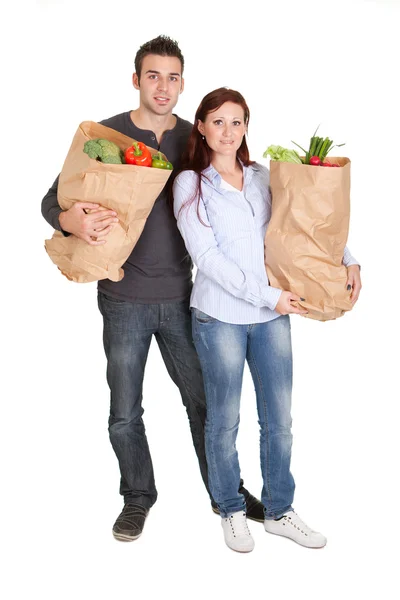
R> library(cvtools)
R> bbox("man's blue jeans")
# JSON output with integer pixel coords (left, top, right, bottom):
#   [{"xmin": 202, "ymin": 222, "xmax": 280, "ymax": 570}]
[
  {"xmin": 98, "ymin": 293, "xmax": 211, "ymax": 509},
  {"xmin": 192, "ymin": 309, "xmax": 295, "ymax": 519}
]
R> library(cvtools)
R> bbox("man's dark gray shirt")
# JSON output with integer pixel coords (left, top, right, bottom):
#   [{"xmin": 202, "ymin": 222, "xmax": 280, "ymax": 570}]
[{"xmin": 41, "ymin": 111, "xmax": 193, "ymax": 302}]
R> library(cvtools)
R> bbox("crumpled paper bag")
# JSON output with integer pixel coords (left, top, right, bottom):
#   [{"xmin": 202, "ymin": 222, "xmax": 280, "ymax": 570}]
[
  {"xmin": 264, "ymin": 157, "xmax": 353, "ymax": 321},
  {"xmin": 45, "ymin": 120, "xmax": 172, "ymax": 283}
]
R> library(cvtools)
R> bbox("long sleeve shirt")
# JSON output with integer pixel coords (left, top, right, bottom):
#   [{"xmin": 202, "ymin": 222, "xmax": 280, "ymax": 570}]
[{"xmin": 173, "ymin": 162, "xmax": 358, "ymax": 325}]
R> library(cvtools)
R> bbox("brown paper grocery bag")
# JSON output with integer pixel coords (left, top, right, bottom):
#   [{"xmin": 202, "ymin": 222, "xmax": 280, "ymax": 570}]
[
  {"xmin": 264, "ymin": 158, "xmax": 353, "ymax": 321},
  {"xmin": 45, "ymin": 121, "xmax": 172, "ymax": 283}
]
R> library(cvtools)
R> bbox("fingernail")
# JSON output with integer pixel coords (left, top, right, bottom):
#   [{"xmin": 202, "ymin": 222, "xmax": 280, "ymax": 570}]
[
  {"xmin": 347, "ymin": 285, "xmax": 351, "ymax": 291},
  {"xmin": 300, "ymin": 297, "xmax": 306, "ymax": 301}
]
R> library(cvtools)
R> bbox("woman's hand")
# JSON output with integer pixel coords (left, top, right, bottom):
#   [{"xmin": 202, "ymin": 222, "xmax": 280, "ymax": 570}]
[
  {"xmin": 275, "ymin": 291, "xmax": 309, "ymax": 316},
  {"xmin": 346, "ymin": 265, "xmax": 362, "ymax": 305}
]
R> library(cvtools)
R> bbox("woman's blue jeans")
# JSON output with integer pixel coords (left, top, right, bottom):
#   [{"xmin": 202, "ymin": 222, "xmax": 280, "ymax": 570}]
[{"xmin": 192, "ymin": 309, "xmax": 295, "ymax": 519}]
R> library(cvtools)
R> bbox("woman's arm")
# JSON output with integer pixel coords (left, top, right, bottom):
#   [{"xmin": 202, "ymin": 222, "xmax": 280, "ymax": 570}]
[
  {"xmin": 342, "ymin": 245, "xmax": 359, "ymax": 268},
  {"xmin": 342, "ymin": 246, "xmax": 361, "ymax": 304}
]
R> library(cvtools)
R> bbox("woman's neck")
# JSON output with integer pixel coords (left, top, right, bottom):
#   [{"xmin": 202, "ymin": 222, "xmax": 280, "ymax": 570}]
[{"xmin": 211, "ymin": 154, "xmax": 241, "ymax": 176}]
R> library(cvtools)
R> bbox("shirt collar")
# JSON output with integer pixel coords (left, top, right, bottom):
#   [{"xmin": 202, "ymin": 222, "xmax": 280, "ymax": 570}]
[{"xmin": 203, "ymin": 160, "xmax": 259, "ymax": 188}]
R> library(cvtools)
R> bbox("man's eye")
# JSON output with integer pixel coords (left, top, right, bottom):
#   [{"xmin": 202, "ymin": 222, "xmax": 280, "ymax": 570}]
[
  {"xmin": 170, "ymin": 76, "xmax": 178, "ymax": 82},
  {"xmin": 149, "ymin": 75, "xmax": 157, "ymax": 79}
]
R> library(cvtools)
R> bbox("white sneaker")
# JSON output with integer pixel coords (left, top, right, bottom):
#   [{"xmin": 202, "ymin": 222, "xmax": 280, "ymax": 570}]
[
  {"xmin": 264, "ymin": 511, "xmax": 327, "ymax": 548},
  {"xmin": 221, "ymin": 511, "xmax": 255, "ymax": 553}
]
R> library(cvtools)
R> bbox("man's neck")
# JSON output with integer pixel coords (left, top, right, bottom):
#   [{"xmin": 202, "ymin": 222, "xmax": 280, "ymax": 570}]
[{"xmin": 130, "ymin": 107, "xmax": 177, "ymax": 144}]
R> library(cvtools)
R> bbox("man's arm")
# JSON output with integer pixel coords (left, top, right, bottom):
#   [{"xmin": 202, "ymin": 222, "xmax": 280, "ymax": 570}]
[
  {"xmin": 41, "ymin": 176, "xmax": 65, "ymax": 233},
  {"xmin": 41, "ymin": 175, "xmax": 119, "ymax": 245}
]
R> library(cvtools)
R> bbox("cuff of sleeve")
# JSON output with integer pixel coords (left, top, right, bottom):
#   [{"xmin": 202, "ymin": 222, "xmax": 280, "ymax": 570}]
[
  {"xmin": 54, "ymin": 209, "xmax": 71, "ymax": 237},
  {"xmin": 343, "ymin": 258, "xmax": 360, "ymax": 269},
  {"xmin": 263, "ymin": 286, "xmax": 282, "ymax": 311}
]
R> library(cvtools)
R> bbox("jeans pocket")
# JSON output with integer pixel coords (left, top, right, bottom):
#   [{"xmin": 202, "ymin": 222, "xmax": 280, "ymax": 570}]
[
  {"xmin": 192, "ymin": 308, "xmax": 216, "ymax": 324},
  {"xmin": 100, "ymin": 293, "xmax": 126, "ymax": 304}
]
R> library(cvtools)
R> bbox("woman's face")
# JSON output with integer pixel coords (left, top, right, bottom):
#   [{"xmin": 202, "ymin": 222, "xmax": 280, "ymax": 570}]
[{"xmin": 198, "ymin": 101, "xmax": 246, "ymax": 159}]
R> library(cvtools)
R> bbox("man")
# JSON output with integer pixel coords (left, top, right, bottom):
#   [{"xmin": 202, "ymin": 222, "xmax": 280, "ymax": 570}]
[{"xmin": 41, "ymin": 35, "xmax": 264, "ymax": 542}]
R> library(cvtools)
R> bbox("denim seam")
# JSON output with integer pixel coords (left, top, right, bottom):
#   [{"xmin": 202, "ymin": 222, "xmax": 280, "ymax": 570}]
[
  {"xmin": 247, "ymin": 345, "xmax": 274, "ymax": 517},
  {"xmin": 157, "ymin": 327, "xmax": 203, "ymax": 412},
  {"xmin": 190, "ymin": 323, "xmax": 223, "ymax": 507},
  {"xmin": 202, "ymin": 365, "xmax": 222, "ymax": 510}
]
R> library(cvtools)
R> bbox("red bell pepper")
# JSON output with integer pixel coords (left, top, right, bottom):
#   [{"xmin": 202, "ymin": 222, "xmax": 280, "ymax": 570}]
[{"xmin": 124, "ymin": 142, "xmax": 152, "ymax": 167}]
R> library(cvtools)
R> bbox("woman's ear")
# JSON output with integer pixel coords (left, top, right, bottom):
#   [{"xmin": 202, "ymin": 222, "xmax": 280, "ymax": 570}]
[{"xmin": 197, "ymin": 120, "xmax": 205, "ymax": 136}]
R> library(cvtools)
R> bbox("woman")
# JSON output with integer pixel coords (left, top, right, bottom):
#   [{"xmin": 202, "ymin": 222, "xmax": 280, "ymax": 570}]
[{"xmin": 173, "ymin": 88, "xmax": 361, "ymax": 553}]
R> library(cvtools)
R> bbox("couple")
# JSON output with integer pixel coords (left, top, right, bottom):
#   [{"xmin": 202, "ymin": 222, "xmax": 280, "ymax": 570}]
[{"xmin": 41, "ymin": 35, "xmax": 361, "ymax": 553}]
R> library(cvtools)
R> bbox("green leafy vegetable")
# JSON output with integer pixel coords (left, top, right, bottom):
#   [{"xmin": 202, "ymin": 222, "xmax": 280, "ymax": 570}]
[
  {"xmin": 263, "ymin": 145, "xmax": 302, "ymax": 164},
  {"xmin": 292, "ymin": 128, "xmax": 345, "ymax": 165}
]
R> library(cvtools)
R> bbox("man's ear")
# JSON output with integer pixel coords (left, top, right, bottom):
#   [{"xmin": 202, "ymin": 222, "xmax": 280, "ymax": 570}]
[
  {"xmin": 132, "ymin": 73, "xmax": 140, "ymax": 90},
  {"xmin": 197, "ymin": 120, "xmax": 205, "ymax": 136},
  {"xmin": 180, "ymin": 77, "xmax": 185, "ymax": 95}
]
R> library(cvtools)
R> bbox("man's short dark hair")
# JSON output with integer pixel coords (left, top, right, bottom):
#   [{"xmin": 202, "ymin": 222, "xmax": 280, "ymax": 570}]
[{"xmin": 135, "ymin": 35, "xmax": 184, "ymax": 81}]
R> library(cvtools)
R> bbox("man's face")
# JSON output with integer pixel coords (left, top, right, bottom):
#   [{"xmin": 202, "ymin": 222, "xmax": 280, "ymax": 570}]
[{"xmin": 133, "ymin": 54, "xmax": 184, "ymax": 116}]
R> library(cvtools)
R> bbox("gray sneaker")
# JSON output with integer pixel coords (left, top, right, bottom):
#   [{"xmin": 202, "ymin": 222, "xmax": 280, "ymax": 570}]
[{"xmin": 112, "ymin": 504, "xmax": 148, "ymax": 542}]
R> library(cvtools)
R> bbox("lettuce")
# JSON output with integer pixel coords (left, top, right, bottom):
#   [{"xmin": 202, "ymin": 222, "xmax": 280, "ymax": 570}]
[{"xmin": 263, "ymin": 145, "xmax": 302, "ymax": 164}]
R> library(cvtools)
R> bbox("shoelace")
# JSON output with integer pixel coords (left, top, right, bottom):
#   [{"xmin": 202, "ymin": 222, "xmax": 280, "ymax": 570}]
[
  {"xmin": 228, "ymin": 512, "xmax": 251, "ymax": 537},
  {"xmin": 283, "ymin": 512, "xmax": 313, "ymax": 536}
]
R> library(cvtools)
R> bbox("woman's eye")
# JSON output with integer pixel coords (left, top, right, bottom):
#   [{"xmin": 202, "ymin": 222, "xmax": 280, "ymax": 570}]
[
  {"xmin": 233, "ymin": 121, "xmax": 242, "ymax": 126},
  {"xmin": 214, "ymin": 120, "xmax": 223, "ymax": 125}
]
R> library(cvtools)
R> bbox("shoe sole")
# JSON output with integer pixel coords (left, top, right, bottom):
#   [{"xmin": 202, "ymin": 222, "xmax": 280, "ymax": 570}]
[
  {"xmin": 226, "ymin": 544, "xmax": 255, "ymax": 553},
  {"xmin": 112, "ymin": 530, "xmax": 142, "ymax": 542},
  {"xmin": 212, "ymin": 506, "xmax": 264, "ymax": 524},
  {"xmin": 264, "ymin": 528, "xmax": 327, "ymax": 549}
]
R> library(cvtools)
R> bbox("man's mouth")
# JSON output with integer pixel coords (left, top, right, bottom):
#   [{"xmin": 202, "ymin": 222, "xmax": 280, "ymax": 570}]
[{"xmin": 154, "ymin": 96, "xmax": 170, "ymax": 104}]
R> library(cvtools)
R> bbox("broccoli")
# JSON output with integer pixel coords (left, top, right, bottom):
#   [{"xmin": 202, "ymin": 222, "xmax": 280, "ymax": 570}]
[{"xmin": 83, "ymin": 139, "xmax": 124, "ymax": 164}]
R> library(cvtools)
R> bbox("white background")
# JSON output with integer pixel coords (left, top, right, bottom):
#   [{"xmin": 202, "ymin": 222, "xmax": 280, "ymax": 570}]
[{"xmin": 2, "ymin": 0, "xmax": 400, "ymax": 598}]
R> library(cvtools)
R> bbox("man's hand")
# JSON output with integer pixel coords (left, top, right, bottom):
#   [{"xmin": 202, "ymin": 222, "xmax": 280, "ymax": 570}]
[
  {"xmin": 275, "ymin": 291, "xmax": 309, "ymax": 316},
  {"xmin": 346, "ymin": 264, "xmax": 362, "ymax": 305},
  {"xmin": 59, "ymin": 202, "xmax": 119, "ymax": 246}
]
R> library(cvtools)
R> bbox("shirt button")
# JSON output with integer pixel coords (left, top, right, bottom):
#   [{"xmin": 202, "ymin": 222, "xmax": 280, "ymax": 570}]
[{"xmin": 151, "ymin": 136, "xmax": 156, "ymax": 141}]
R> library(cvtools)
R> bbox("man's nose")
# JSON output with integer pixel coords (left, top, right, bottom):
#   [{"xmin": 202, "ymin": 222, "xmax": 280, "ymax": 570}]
[{"xmin": 157, "ymin": 78, "xmax": 168, "ymax": 92}]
